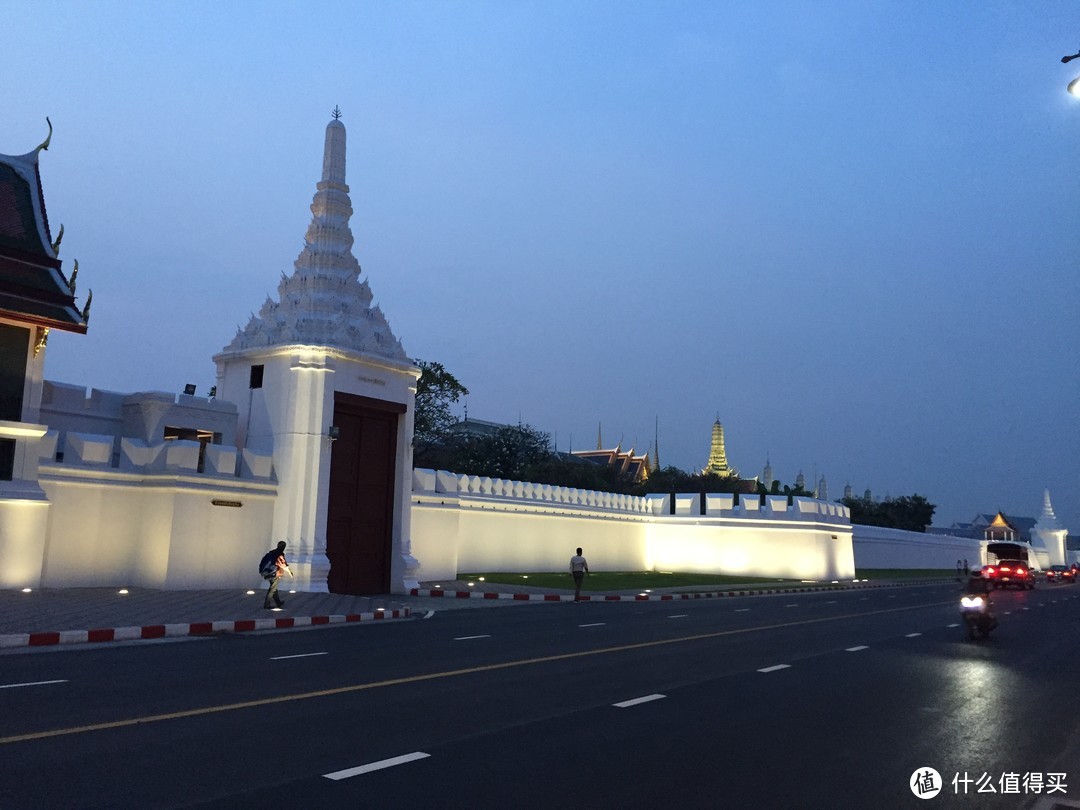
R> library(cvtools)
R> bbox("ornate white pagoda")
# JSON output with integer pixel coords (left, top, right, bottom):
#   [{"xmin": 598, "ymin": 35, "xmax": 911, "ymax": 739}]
[{"xmin": 213, "ymin": 109, "xmax": 420, "ymax": 594}]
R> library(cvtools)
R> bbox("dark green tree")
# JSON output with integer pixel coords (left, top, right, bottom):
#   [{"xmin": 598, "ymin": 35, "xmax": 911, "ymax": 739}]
[
  {"xmin": 841, "ymin": 493, "xmax": 936, "ymax": 532},
  {"xmin": 412, "ymin": 359, "xmax": 468, "ymax": 466},
  {"xmin": 448, "ymin": 423, "xmax": 552, "ymax": 481}
]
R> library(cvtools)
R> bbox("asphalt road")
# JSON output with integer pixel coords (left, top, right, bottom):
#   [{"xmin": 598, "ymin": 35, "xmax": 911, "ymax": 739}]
[{"xmin": 2, "ymin": 581, "xmax": 1078, "ymax": 809}]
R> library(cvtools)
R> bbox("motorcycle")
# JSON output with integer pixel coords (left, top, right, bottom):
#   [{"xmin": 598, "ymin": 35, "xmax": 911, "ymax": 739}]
[{"xmin": 960, "ymin": 593, "xmax": 997, "ymax": 641}]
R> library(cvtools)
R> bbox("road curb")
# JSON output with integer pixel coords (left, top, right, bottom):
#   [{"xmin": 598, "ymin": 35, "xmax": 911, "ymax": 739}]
[
  {"xmin": 0, "ymin": 608, "xmax": 412, "ymax": 649},
  {"xmin": 409, "ymin": 580, "xmax": 946, "ymax": 602}
]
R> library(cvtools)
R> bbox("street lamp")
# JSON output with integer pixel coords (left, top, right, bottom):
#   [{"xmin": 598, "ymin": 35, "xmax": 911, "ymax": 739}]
[{"xmin": 1064, "ymin": 49, "xmax": 1080, "ymax": 96}]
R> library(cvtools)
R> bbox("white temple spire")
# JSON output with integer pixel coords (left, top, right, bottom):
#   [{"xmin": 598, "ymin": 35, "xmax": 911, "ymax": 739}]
[
  {"xmin": 1036, "ymin": 488, "xmax": 1061, "ymax": 530},
  {"xmin": 222, "ymin": 111, "xmax": 405, "ymax": 360}
]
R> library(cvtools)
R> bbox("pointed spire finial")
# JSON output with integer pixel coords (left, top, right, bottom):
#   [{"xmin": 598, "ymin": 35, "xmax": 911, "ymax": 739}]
[
  {"xmin": 81, "ymin": 289, "xmax": 93, "ymax": 324},
  {"xmin": 35, "ymin": 117, "xmax": 53, "ymax": 154},
  {"xmin": 67, "ymin": 259, "xmax": 79, "ymax": 295},
  {"xmin": 332, "ymin": 105, "xmax": 343, "ymax": 120}
]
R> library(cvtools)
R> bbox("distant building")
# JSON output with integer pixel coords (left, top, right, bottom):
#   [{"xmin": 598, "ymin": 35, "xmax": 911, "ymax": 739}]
[
  {"xmin": 704, "ymin": 416, "xmax": 737, "ymax": 478},
  {"xmin": 570, "ymin": 423, "xmax": 650, "ymax": 483},
  {"xmin": 572, "ymin": 445, "xmax": 651, "ymax": 483}
]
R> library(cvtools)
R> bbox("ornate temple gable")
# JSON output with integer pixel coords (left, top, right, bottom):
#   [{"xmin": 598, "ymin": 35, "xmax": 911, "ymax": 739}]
[
  {"xmin": 0, "ymin": 120, "xmax": 88, "ymax": 334},
  {"xmin": 223, "ymin": 112, "xmax": 406, "ymax": 361}
]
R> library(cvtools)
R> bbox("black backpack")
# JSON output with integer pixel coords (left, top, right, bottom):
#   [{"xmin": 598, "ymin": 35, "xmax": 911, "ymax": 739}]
[{"xmin": 258, "ymin": 550, "xmax": 278, "ymax": 580}]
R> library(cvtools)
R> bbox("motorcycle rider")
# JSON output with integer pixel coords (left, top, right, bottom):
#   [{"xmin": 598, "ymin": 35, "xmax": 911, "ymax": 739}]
[{"xmin": 963, "ymin": 568, "xmax": 997, "ymax": 632}]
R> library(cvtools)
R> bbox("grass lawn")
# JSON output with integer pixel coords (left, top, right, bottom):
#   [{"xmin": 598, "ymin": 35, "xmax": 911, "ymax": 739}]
[{"xmin": 457, "ymin": 569, "xmax": 955, "ymax": 592}]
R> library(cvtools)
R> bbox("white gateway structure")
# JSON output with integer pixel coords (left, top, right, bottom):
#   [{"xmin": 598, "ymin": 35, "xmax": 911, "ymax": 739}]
[{"xmin": 213, "ymin": 111, "xmax": 421, "ymax": 594}]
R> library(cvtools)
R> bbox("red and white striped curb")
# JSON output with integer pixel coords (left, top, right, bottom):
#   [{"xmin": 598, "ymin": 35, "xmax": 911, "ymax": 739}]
[
  {"xmin": 410, "ymin": 581, "xmax": 943, "ymax": 602},
  {"xmin": 0, "ymin": 608, "xmax": 411, "ymax": 649}
]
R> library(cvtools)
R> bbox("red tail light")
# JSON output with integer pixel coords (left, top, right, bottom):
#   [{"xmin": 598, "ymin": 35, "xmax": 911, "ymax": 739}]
[
  {"xmin": 1016, "ymin": 568, "xmax": 1025, "ymax": 575},
  {"xmin": 986, "ymin": 567, "xmax": 995, "ymax": 575}
]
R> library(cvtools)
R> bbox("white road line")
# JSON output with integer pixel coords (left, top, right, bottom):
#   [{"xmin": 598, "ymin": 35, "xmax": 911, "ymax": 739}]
[
  {"xmin": 453, "ymin": 635, "xmax": 491, "ymax": 641},
  {"xmin": 946, "ymin": 623, "xmax": 960, "ymax": 628},
  {"xmin": 859, "ymin": 597, "xmax": 869, "ymax": 601},
  {"xmin": 735, "ymin": 608, "xmax": 750, "ymax": 612},
  {"xmin": 826, "ymin": 600, "xmax": 838, "ymax": 604},
  {"xmin": 323, "ymin": 752, "xmax": 430, "ymax": 780},
  {"xmin": 270, "ymin": 652, "xmax": 328, "ymax": 661},
  {"xmin": 614, "ymin": 694, "xmax": 666, "ymax": 708},
  {"xmin": 422, "ymin": 610, "xmax": 435, "ymax": 619},
  {"xmin": 905, "ymin": 633, "xmax": 922, "ymax": 638},
  {"xmin": 0, "ymin": 679, "xmax": 68, "ymax": 690},
  {"xmin": 667, "ymin": 614, "xmax": 688, "ymax": 619},
  {"xmin": 785, "ymin": 604, "xmax": 798, "ymax": 608},
  {"xmin": 578, "ymin": 623, "xmax": 605, "ymax": 628},
  {"xmin": 846, "ymin": 645, "xmax": 869, "ymax": 652},
  {"xmin": 758, "ymin": 664, "xmax": 791, "ymax": 673}
]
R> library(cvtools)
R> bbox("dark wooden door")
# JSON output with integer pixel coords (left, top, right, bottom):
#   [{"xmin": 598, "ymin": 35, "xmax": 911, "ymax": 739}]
[{"xmin": 326, "ymin": 392, "xmax": 403, "ymax": 595}]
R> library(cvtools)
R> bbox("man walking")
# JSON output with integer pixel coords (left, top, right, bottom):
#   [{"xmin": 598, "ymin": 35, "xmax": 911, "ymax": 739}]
[
  {"xmin": 569, "ymin": 547, "xmax": 589, "ymax": 602},
  {"xmin": 262, "ymin": 541, "xmax": 293, "ymax": 610}
]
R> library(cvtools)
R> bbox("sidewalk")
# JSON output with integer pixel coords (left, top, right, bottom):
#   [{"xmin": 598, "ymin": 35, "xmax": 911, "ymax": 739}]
[
  {"xmin": 0, "ymin": 577, "xmax": 947, "ymax": 650},
  {"xmin": 0, "ymin": 579, "xmax": 561, "ymax": 650}
]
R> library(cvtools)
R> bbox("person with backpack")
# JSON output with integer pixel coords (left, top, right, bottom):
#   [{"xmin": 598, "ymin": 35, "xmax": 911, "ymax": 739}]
[{"xmin": 260, "ymin": 541, "xmax": 293, "ymax": 610}]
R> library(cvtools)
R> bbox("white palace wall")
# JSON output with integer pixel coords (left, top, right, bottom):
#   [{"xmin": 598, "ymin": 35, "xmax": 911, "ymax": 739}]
[
  {"xmin": 850, "ymin": 524, "xmax": 984, "ymax": 570},
  {"xmin": 2, "ymin": 386, "xmax": 991, "ymax": 592},
  {"xmin": 409, "ymin": 469, "xmax": 857, "ymax": 582},
  {"xmin": 2, "ymin": 383, "xmax": 278, "ymax": 590}
]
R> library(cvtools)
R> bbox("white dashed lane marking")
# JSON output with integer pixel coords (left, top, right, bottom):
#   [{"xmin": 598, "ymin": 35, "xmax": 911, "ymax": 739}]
[
  {"xmin": 270, "ymin": 652, "xmax": 328, "ymax": 661},
  {"xmin": 0, "ymin": 679, "xmax": 68, "ymax": 690},
  {"xmin": 614, "ymin": 694, "xmax": 666, "ymax": 708},
  {"xmin": 785, "ymin": 604, "xmax": 798, "ymax": 608},
  {"xmin": 324, "ymin": 752, "xmax": 430, "ymax": 780},
  {"xmin": 905, "ymin": 633, "xmax": 922, "ymax": 638},
  {"xmin": 578, "ymin": 623, "xmax": 605, "ymax": 628},
  {"xmin": 734, "ymin": 608, "xmax": 750, "ymax": 612},
  {"xmin": 946, "ymin": 623, "xmax": 960, "ymax": 628},
  {"xmin": 845, "ymin": 645, "xmax": 869, "ymax": 652},
  {"xmin": 453, "ymin": 635, "xmax": 491, "ymax": 641},
  {"xmin": 758, "ymin": 664, "xmax": 791, "ymax": 673},
  {"xmin": 667, "ymin": 615, "xmax": 688, "ymax": 619}
]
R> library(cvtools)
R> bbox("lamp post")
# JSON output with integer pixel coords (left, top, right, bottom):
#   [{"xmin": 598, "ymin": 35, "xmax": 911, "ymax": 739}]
[{"xmin": 1063, "ymin": 49, "xmax": 1080, "ymax": 96}]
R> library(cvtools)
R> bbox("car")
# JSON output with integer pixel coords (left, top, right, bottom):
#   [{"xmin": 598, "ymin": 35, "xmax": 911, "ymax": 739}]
[
  {"xmin": 982, "ymin": 560, "xmax": 1035, "ymax": 590},
  {"xmin": 1045, "ymin": 565, "xmax": 1076, "ymax": 584}
]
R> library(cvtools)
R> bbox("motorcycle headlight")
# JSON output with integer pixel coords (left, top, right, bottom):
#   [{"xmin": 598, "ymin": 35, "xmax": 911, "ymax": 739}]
[{"xmin": 961, "ymin": 596, "xmax": 984, "ymax": 607}]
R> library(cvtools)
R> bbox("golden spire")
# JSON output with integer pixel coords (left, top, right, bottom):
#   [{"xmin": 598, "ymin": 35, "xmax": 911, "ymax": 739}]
[{"xmin": 705, "ymin": 416, "xmax": 736, "ymax": 477}]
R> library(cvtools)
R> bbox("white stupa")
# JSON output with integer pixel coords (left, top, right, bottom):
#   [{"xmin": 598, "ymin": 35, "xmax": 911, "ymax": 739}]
[{"xmin": 1030, "ymin": 489, "xmax": 1068, "ymax": 567}]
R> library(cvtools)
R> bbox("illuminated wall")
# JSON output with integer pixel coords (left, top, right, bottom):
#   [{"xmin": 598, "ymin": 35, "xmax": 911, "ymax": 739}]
[
  {"xmin": 410, "ymin": 469, "xmax": 855, "ymax": 582},
  {"xmin": 849, "ymin": 524, "xmax": 982, "ymax": 569},
  {"xmin": 26, "ymin": 429, "xmax": 276, "ymax": 589}
]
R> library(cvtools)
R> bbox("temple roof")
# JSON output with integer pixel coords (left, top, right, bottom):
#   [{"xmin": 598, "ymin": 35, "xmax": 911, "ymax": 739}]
[{"xmin": 0, "ymin": 125, "xmax": 87, "ymax": 333}]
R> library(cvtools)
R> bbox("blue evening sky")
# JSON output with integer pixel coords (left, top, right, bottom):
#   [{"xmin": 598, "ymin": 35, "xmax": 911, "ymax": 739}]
[{"xmin": 5, "ymin": 1, "xmax": 1078, "ymax": 531}]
